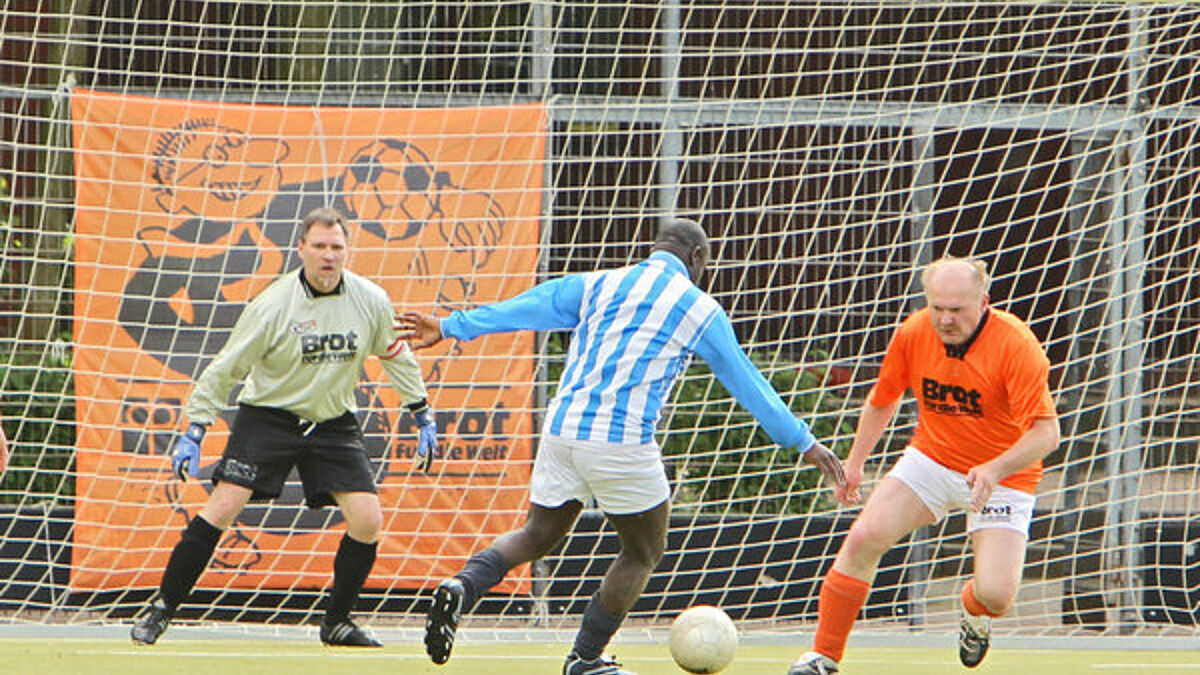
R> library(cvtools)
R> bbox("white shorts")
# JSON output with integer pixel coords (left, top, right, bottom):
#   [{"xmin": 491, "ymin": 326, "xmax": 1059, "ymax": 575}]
[
  {"xmin": 889, "ymin": 446, "xmax": 1035, "ymax": 536},
  {"xmin": 530, "ymin": 435, "xmax": 670, "ymax": 515}
]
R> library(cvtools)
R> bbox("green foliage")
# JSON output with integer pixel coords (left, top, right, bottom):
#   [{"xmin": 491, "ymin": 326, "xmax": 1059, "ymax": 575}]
[
  {"xmin": 0, "ymin": 164, "xmax": 76, "ymax": 505},
  {"xmin": 661, "ymin": 353, "xmax": 853, "ymax": 515},
  {"xmin": 0, "ymin": 339, "xmax": 76, "ymax": 505}
]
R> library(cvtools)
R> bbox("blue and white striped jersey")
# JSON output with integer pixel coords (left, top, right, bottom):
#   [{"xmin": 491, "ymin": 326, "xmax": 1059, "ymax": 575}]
[{"xmin": 441, "ymin": 251, "xmax": 815, "ymax": 451}]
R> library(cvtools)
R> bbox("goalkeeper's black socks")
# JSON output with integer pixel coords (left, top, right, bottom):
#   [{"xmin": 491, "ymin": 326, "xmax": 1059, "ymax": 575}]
[
  {"xmin": 158, "ymin": 515, "xmax": 222, "ymax": 609},
  {"xmin": 325, "ymin": 534, "xmax": 377, "ymax": 623},
  {"xmin": 571, "ymin": 593, "xmax": 624, "ymax": 661},
  {"xmin": 455, "ymin": 547, "xmax": 510, "ymax": 611}
]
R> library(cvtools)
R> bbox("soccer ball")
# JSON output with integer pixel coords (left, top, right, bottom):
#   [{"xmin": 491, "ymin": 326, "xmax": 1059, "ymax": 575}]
[
  {"xmin": 341, "ymin": 138, "xmax": 445, "ymax": 241},
  {"xmin": 668, "ymin": 605, "xmax": 738, "ymax": 674}
]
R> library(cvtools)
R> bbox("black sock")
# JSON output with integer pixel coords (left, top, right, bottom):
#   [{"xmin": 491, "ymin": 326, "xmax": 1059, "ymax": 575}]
[
  {"xmin": 325, "ymin": 534, "xmax": 377, "ymax": 624},
  {"xmin": 454, "ymin": 547, "xmax": 510, "ymax": 611},
  {"xmin": 571, "ymin": 593, "xmax": 624, "ymax": 661},
  {"xmin": 158, "ymin": 515, "xmax": 222, "ymax": 609}
]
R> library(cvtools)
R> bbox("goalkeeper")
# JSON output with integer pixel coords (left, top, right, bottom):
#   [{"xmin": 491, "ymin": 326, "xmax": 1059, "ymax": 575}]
[
  {"xmin": 401, "ymin": 217, "xmax": 846, "ymax": 675},
  {"xmin": 788, "ymin": 257, "xmax": 1059, "ymax": 675},
  {"xmin": 131, "ymin": 207, "xmax": 437, "ymax": 647}
]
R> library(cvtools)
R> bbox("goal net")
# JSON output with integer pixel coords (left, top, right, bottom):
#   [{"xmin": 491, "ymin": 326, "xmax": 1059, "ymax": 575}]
[{"xmin": 1, "ymin": 1, "xmax": 1197, "ymax": 641}]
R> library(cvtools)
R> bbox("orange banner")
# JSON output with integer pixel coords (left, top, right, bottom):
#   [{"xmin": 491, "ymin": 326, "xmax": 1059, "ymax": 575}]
[{"xmin": 70, "ymin": 89, "xmax": 545, "ymax": 594}]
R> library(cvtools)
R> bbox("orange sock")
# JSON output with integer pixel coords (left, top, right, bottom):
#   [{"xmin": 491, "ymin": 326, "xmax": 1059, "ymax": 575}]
[
  {"xmin": 812, "ymin": 568, "xmax": 872, "ymax": 663},
  {"xmin": 961, "ymin": 579, "xmax": 1002, "ymax": 618}
]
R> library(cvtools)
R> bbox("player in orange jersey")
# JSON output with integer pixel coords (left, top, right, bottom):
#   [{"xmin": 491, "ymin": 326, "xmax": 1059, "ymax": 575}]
[{"xmin": 788, "ymin": 257, "xmax": 1060, "ymax": 675}]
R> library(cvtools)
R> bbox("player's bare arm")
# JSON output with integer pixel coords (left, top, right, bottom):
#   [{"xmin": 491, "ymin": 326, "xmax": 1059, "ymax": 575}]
[
  {"xmin": 965, "ymin": 416, "xmax": 1060, "ymax": 511},
  {"xmin": 836, "ymin": 399, "xmax": 900, "ymax": 506},
  {"xmin": 0, "ymin": 423, "xmax": 8, "ymax": 476}
]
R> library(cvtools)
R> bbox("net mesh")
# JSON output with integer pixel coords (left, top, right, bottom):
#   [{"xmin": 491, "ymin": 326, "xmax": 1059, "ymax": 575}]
[{"xmin": 0, "ymin": 1, "xmax": 1196, "ymax": 637}]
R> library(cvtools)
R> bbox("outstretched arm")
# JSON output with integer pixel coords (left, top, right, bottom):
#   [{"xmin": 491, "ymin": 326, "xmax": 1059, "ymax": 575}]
[
  {"xmin": 399, "ymin": 274, "xmax": 585, "ymax": 349},
  {"xmin": 692, "ymin": 312, "xmax": 844, "ymax": 490},
  {"xmin": 692, "ymin": 312, "xmax": 813, "ymax": 449}
]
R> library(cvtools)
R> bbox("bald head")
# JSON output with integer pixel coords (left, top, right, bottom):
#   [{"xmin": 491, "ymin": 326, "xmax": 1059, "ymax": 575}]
[
  {"xmin": 921, "ymin": 256, "xmax": 990, "ymax": 346},
  {"xmin": 920, "ymin": 257, "xmax": 990, "ymax": 298},
  {"xmin": 652, "ymin": 218, "xmax": 710, "ymax": 282}
]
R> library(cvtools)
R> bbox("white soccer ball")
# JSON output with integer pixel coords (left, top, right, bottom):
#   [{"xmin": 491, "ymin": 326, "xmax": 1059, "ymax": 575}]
[{"xmin": 668, "ymin": 604, "xmax": 738, "ymax": 674}]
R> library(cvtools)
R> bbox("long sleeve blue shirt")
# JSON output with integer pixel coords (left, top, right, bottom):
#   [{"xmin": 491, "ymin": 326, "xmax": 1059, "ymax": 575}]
[{"xmin": 442, "ymin": 251, "xmax": 816, "ymax": 452}]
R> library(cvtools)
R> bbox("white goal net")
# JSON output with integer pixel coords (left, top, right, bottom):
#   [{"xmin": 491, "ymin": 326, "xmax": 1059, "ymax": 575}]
[{"xmin": 1, "ymin": 1, "xmax": 1197, "ymax": 641}]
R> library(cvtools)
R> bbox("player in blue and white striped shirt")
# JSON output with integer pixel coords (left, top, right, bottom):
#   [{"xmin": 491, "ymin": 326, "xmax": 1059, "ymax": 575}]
[{"xmin": 405, "ymin": 218, "xmax": 845, "ymax": 675}]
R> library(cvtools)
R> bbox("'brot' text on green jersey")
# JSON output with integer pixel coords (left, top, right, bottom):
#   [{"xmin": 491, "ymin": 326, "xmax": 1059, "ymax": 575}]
[{"xmin": 186, "ymin": 269, "xmax": 426, "ymax": 425}]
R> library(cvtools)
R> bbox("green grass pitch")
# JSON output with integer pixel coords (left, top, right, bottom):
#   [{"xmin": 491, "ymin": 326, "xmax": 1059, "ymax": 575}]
[{"xmin": 4, "ymin": 639, "xmax": 1199, "ymax": 675}]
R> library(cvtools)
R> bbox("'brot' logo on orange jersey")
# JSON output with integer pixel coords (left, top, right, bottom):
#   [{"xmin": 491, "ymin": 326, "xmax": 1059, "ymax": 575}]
[{"xmin": 921, "ymin": 377, "xmax": 983, "ymax": 417}]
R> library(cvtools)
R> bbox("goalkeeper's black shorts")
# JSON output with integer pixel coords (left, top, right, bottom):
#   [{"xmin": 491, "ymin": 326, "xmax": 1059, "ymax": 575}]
[{"xmin": 212, "ymin": 403, "xmax": 377, "ymax": 508}]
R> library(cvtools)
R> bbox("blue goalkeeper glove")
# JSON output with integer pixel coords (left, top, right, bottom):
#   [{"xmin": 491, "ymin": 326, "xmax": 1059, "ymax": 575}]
[
  {"xmin": 171, "ymin": 423, "xmax": 206, "ymax": 480},
  {"xmin": 411, "ymin": 403, "xmax": 438, "ymax": 473}
]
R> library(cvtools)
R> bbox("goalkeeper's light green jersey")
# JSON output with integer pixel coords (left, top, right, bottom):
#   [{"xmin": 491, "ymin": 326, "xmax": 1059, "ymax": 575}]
[{"xmin": 185, "ymin": 268, "xmax": 427, "ymax": 425}]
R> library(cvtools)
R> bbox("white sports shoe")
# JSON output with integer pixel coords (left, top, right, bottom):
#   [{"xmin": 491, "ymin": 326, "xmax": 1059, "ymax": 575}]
[
  {"xmin": 958, "ymin": 611, "xmax": 992, "ymax": 668},
  {"xmin": 787, "ymin": 651, "xmax": 839, "ymax": 675}
]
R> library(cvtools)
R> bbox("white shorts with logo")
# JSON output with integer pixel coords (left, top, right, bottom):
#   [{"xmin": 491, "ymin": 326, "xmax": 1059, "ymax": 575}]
[
  {"xmin": 889, "ymin": 446, "xmax": 1036, "ymax": 536},
  {"xmin": 530, "ymin": 434, "xmax": 670, "ymax": 515}
]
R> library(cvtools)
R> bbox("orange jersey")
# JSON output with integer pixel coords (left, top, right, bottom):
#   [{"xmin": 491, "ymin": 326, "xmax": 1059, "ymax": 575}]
[{"xmin": 869, "ymin": 307, "xmax": 1056, "ymax": 493}]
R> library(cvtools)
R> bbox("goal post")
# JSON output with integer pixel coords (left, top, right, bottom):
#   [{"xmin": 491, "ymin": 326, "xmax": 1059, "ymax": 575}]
[{"xmin": 0, "ymin": 1, "xmax": 1197, "ymax": 640}]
